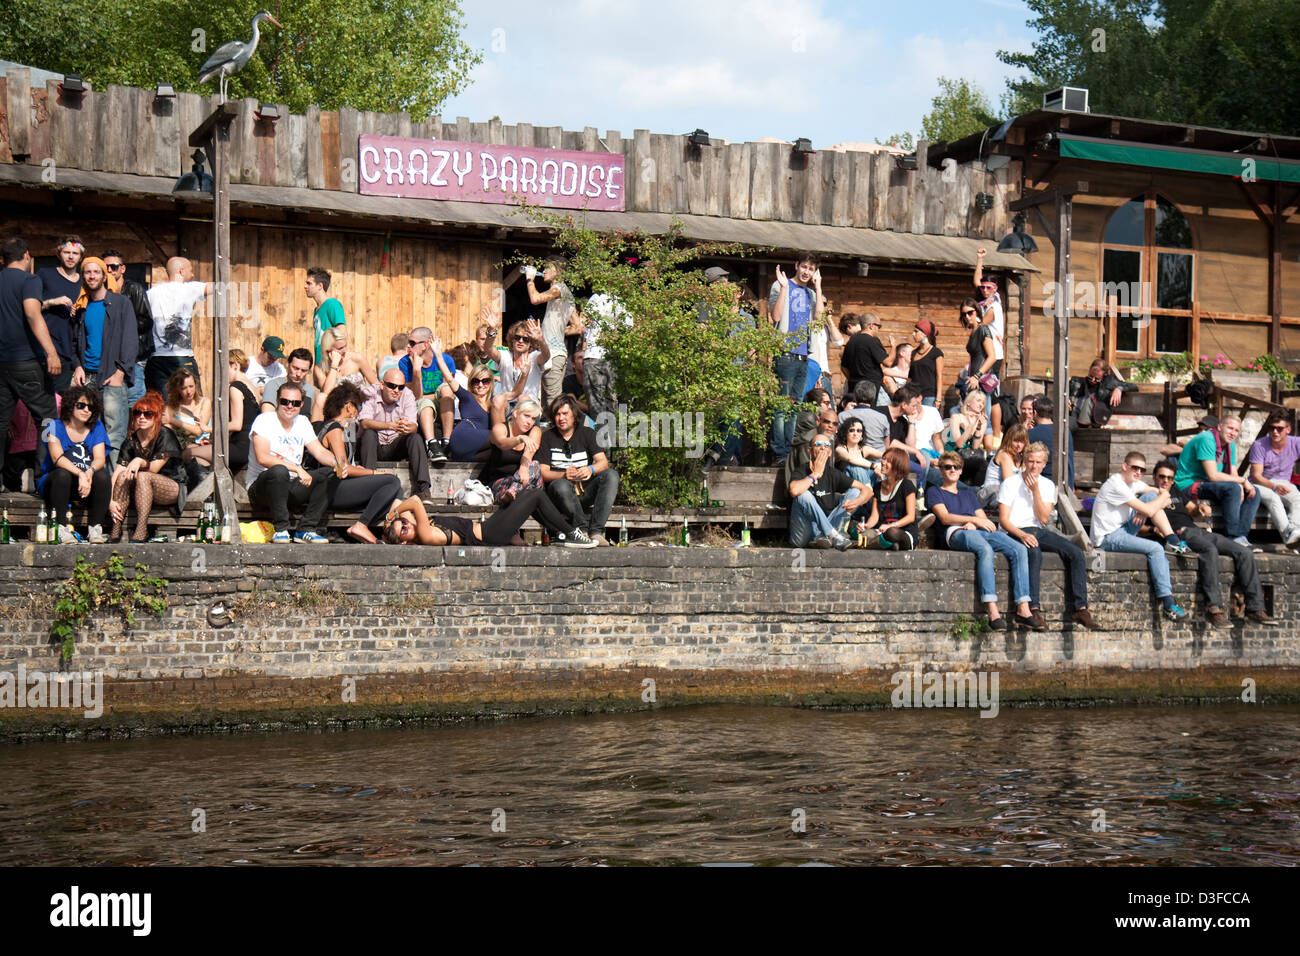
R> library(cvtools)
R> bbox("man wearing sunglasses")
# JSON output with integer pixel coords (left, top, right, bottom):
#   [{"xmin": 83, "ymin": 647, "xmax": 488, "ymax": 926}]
[
  {"xmin": 356, "ymin": 369, "xmax": 430, "ymax": 499},
  {"xmin": 100, "ymin": 250, "xmax": 154, "ymax": 411},
  {"xmin": 71, "ymin": 256, "xmax": 137, "ymax": 455},
  {"xmin": 246, "ymin": 381, "xmax": 339, "ymax": 543},
  {"xmin": 1248, "ymin": 412, "xmax": 1300, "ymax": 547},
  {"xmin": 972, "ymin": 248, "xmax": 1004, "ymax": 369},
  {"xmin": 1090, "ymin": 452, "xmax": 1188, "ymax": 621},
  {"xmin": 1150, "ymin": 460, "xmax": 1275, "ymax": 628},
  {"xmin": 787, "ymin": 431, "xmax": 871, "ymax": 551}
]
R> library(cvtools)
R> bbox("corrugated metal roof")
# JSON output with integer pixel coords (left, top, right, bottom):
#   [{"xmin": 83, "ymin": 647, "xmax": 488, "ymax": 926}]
[{"xmin": 0, "ymin": 163, "xmax": 1038, "ymax": 272}]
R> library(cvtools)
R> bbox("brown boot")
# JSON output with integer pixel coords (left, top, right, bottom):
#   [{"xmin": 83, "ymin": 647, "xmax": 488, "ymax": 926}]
[
  {"xmin": 1245, "ymin": 609, "xmax": 1278, "ymax": 627},
  {"xmin": 1205, "ymin": 606, "xmax": 1230, "ymax": 629},
  {"xmin": 1071, "ymin": 608, "xmax": 1099, "ymax": 629}
]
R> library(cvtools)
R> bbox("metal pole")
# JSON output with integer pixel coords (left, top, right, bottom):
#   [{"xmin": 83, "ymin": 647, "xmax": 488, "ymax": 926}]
[
  {"xmin": 1053, "ymin": 195, "xmax": 1071, "ymax": 493},
  {"xmin": 211, "ymin": 112, "xmax": 240, "ymax": 541}
]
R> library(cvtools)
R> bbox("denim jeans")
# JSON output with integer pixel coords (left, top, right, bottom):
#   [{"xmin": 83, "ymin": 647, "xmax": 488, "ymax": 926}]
[
  {"xmin": 949, "ymin": 528, "xmax": 1030, "ymax": 605},
  {"xmin": 1019, "ymin": 526, "xmax": 1089, "ymax": 612},
  {"xmin": 1099, "ymin": 495, "xmax": 1171, "ymax": 598},
  {"xmin": 770, "ymin": 354, "xmax": 808, "ymax": 461},
  {"xmin": 84, "ymin": 370, "xmax": 129, "ymax": 459},
  {"xmin": 1178, "ymin": 526, "xmax": 1262, "ymax": 611},
  {"xmin": 1194, "ymin": 480, "xmax": 1261, "ymax": 538},
  {"xmin": 842, "ymin": 463, "xmax": 875, "ymax": 488},
  {"xmin": 1252, "ymin": 484, "xmax": 1300, "ymax": 535},
  {"xmin": 789, "ymin": 487, "xmax": 861, "ymax": 546},
  {"xmin": 547, "ymin": 469, "xmax": 619, "ymax": 537},
  {"xmin": 126, "ymin": 361, "xmax": 147, "ymax": 407}
]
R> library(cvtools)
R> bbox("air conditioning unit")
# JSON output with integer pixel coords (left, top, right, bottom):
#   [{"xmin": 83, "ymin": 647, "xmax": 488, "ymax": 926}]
[{"xmin": 1043, "ymin": 87, "xmax": 1089, "ymax": 113}]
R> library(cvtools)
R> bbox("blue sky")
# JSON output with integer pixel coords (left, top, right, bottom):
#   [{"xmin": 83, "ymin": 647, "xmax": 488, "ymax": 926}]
[{"xmin": 440, "ymin": 0, "xmax": 1039, "ymax": 147}]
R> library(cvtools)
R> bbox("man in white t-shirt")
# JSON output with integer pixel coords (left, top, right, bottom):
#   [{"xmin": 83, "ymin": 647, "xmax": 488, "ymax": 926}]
[
  {"xmin": 998, "ymin": 442, "xmax": 1096, "ymax": 628},
  {"xmin": 144, "ymin": 256, "xmax": 211, "ymax": 393},
  {"xmin": 246, "ymin": 380, "xmax": 338, "ymax": 543},
  {"xmin": 1089, "ymin": 451, "xmax": 1189, "ymax": 620}
]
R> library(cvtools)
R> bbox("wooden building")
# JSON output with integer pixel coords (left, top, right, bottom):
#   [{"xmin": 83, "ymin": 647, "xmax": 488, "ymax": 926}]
[
  {"xmin": 0, "ymin": 67, "xmax": 1032, "ymax": 394},
  {"xmin": 933, "ymin": 111, "xmax": 1300, "ymax": 379}
]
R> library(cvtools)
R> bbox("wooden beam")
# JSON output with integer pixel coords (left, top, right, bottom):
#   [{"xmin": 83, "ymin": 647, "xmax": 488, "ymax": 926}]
[
  {"xmin": 1272, "ymin": 181, "xmax": 1282, "ymax": 355},
  {"xmin": 1030, "ymin": 204, "xmax": 1059, "ymax": 246},
  {"xmin": 1010, "ymin": 181, "xmax": 1089, "ymax": 211},
  {"xmin": 1237, "ymin": 180, "xmax": 1273, "ymax": 226},
  {"xmin": 128, "ymin": 222, "xmax": 171, "ymax": 265},
  {"xmin": 187, "ymin": 101, "xmax": 238, "ymax": 148}
]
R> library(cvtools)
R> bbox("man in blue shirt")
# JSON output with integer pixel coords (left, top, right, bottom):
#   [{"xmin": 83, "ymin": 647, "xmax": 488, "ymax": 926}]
[
  {"xmin": 72, "ymin": 257, "xmax": 137, "ymax": 455},
  {"xmin": 767, "ymin": 252, "xmax": 822, "ymax": 465}
]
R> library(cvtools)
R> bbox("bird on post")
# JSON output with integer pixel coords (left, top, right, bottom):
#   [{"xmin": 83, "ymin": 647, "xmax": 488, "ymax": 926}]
[{"xmin": 197, "ymin": 10, "xmax": 283, "ymax": 103}]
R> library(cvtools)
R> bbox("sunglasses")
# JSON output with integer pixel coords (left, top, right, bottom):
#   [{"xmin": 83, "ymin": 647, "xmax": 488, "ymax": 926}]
[
  {"xmin": 1127, "ymin": 464, "xmax": 1146, "ymax": 474},
  {"xmin": 1270, "ymin": 424, "xmax": 1287, "ymax": 431},
  {"xmin": 512, "ymin": 337, "xmax": 530, "ymax": 344},
  {"xmin": 813, "ymin": 442, "xmax": 832, "ymax": 449},
  {"xmin": 105, "ymin": 263, "xmax": 125, "ymax": 271},
  {"xmin": 941, "ymin": 464, "xmax": 962, "ymax": 471},
  {"xmin": 471, "ymin": 378, "xmax": 492, "ymax": 386},
  {"xmin": 1155, "ymin": 474, "xmax": 1175, "ymax": 482},
  {"xmin": 131, "ymin": 410, "xmax": 154, "ymax": 419},
  {"xmin": 381, "ymin": 381, "xmax": 404, "ymax": 390},
  {"xmin": 962, "ymin": 310, "xmax": 976, "ymax": 317},
  {"xmin": 279, "ymin": 398, "xmax": 303, "ymax": 408},
  {"xmin": 73, "ymin": 401, "xmax": 93, "ymax": 411}
]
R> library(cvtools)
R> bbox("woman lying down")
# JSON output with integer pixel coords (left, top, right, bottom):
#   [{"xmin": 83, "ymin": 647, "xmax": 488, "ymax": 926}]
[{"xmin": 382, "ymin": 488, "xmax": 596, "ymax": 547}]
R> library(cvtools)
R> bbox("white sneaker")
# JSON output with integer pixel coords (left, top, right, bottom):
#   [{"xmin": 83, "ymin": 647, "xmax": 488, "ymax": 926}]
[
  {"xmin": 1286, "ymin": 523, "xmax": 1300, "ymax": 546},
  {"xmin": 87, "ymin": 524, "xmax": 107, "ymax": 544}
]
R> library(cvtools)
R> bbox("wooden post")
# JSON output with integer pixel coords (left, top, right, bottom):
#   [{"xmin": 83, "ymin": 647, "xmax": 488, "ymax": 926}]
[
  {"xmin": 1271, "ymin": 181, "xmax": 1282, "ymax": 356},
  {"xmin": 1053, "ymin": 193, "xmax": 1071, "ymax": 494},
  {"xmin": 189, "ymin": 103, "xmax": 240, "ymax": 541}
]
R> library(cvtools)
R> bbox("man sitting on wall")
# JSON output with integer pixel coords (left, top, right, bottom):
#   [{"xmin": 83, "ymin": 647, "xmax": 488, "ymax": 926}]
[
  {"xmin": 1248, "ymin": 411, "xmax": 1300, "ymax": 548},
  {"xmin": 786, "ymin": 429, "xmax": 871, "ymax": 551},
  {"xmin": 1090, "ymin": 451, "xmax": 1188, "ymax": 621},
  {"xmin": 399, "ymin": 325, "xmax": 458, "ymax": 464},
  {"xmin": 247, "ymin": 336, "xmax": 287, "ymax": 390},
  {"xmin": 1173, "ymin": 413, "xmax": 1260, "ymax": 549},
  {"xmin": 246, "ymin": 380, "xmax": 338, "ymax": 544},
  {"xmin": 1068, "ymin": 358, "xmax": 1137, "ymax": 430},
  {"xmin": 356, "ymin": 366, "xmax": 431, "ymax": 500},
  {"xmin": 1150, "ymin": 459, "xmax": 1275, "ymax": 628},
  {"xmin": 539, "ymin": 394, "xmax": 618, "ymax": 546},
  {"xmin": 998, "ymin": 442, "xmax": 1097, "ymax": 629}
]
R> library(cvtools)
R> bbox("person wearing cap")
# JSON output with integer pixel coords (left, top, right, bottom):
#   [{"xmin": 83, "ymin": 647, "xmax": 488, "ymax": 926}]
[
  {"xmin": 1248, "ymin": 411, "xmax": 1300, "ymax": 547},
  {"xmin": 248, "ymin": 336, "xmax": 287, "ymax": 390},
  {"xmin": 973, "ymin": 248, "xmax": 1005, "ymax": 368},
  {"xmin": 768, "ymin": 252, "xmax": 822, "ymax": 464},
  {"xmin": 840, "ymin": 312, "xmax": 895, "ymax": 405},
  {"xmin": 907, "ymin": 320, "xmax": 944, "ymax": 408}
]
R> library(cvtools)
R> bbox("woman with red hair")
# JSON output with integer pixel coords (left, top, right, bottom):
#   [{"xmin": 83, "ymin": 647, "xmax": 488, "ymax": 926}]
[{"xmin": 108, "ymin": 390, "xmax": 186, "ymax": 541}]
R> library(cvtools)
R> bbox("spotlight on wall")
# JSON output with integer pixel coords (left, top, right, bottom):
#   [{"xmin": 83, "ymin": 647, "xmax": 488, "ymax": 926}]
[
  {"xmin": 974, "ymin": 192, "xmax": 995, "ymax": 212},
  {"xmin": 896, "ymin": 153, "xmax": 918, "ymax": 171},
  {"xmin": 173, "ymin": 148, "xmax": 214, "ymax": 195},
  {"xmin": 856, "ymin": 261, "xmax": 871, "ymax": 278},
  {"xmin": 154, "ymin": 83, "xmax": 176, "ymax": 100},
  {"xmin": 255, "ymin": 103, "xmax": 281, "ymax": 124},
  {"xmin": 687, "ymin": 129, "xmax": 711, "ymax": 147},
  {"xmin": 792, "ymin": 138, "xmax": 814, "ymax": 155},
  {"xmin": 58, "ymin": 74, "xmax": 86, "ymax": 103},
  {"xmin": 996, "ymin": 211, "xmax": 1039, "ymax": 255}
]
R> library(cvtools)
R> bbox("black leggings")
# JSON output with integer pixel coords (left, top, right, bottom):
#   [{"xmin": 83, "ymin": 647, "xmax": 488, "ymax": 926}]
[
  {"xmin": 332, "ymin": 474, "xmax": 401, "ymax": 526},
  {"xmin": 476, "ymin": 486, "xmax": 574, "ymax": 546},
  {"xmin": 45, "ymin": 468, "xmax": 111, "ymax": 527}
]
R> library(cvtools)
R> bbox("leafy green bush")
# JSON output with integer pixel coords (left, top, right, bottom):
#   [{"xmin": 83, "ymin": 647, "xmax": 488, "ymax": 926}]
[{"xmin": 49, "ymin": 555, "xmax": 167, "ymax": 664}]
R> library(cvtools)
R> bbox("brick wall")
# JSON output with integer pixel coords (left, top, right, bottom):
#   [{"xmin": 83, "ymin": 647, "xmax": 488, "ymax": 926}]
[{"xmin": 2, "ymin": 543, "xmax": 1298, "ymax": 736}]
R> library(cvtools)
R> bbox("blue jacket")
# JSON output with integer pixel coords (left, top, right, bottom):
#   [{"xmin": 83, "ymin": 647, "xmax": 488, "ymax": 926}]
[{"xmin": 73, "ymin": 291, "xmax": 138, "ymax": 386}]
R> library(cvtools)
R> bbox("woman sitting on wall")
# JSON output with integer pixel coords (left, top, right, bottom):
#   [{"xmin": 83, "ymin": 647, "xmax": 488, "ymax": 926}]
[
  {"xmin": 979, "ymin": 422, "xmax": 1028, "ymax": 509},
  {"xmin": 109, "ymin": 390, "xmax": 186, "ymax": 542},
  {"xmin": 834, "ymin": 417, "xmax": 878, "ymax": 487},
  {"xmin": 430, "ymin": 338, "xmax": 495, "ymax": 462},
  {"xmin": 316, "ymin": 381, "xmax": 402, "ymax": 544},
  {"xmin": 38, "ymin": 385, "xmax": 112, "ymax": 542},
  {"xmin": 860, "ymin": 448, "xmax": 924, "ymax": 550},
  {"xmin": 942, "ymin": 389, "xmax": 994, "ymax": 485},
  {"xmin": 164, "ymin": 368, "xmax": 211, "ymax": 459},
  {"xmin": 383, "ymin": 488, "xmax": 589, "ymax": 547},
  {"xmin": 928, "ymin": 449, "xmax": 1042, "ymax": 632},
  {"xmin": 315, "ymin": 327, "xmax": 378, "ymax": 393}
]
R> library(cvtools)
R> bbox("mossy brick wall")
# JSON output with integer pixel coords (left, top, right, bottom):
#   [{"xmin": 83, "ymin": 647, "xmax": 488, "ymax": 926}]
[{"xmin": 1, "ymin": 543, "xmax": 1299, "ymax": 734}]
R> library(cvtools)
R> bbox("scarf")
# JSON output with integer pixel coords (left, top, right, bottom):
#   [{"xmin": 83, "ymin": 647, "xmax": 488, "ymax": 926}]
[{"xmin": 72, "ymin": 256, "xmax": 112, "ymax": 313}]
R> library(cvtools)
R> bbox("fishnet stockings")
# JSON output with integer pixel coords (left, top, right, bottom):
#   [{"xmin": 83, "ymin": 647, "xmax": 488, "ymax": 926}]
[{"xmin": 111, "ymin": 472, "xmax": 179, "ymax": 542}]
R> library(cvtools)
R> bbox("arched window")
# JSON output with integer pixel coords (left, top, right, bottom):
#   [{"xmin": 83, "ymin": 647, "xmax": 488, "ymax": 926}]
[{"xmin": 1102, "ymin": 194, "xmax": 1195, "ymax": 356}]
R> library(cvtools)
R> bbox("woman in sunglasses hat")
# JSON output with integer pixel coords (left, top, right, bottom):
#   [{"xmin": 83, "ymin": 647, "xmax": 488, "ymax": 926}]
[
  {"xmin": 108, "ymin": 390, "xmax": 186, "ymax": 542},
  {"xmin": 38, "ymin": 385, "xmax": 112, "ymax": 542}
]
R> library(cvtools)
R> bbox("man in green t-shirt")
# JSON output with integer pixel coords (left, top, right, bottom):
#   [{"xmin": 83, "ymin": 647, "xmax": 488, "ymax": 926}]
[
  {"xmin": 304, "ymin": 266, "xmax": 345, "ymax": 365},
  {"xmin": 1173, "ymin": 414, "xmax": 1260, "ymax": 546}
]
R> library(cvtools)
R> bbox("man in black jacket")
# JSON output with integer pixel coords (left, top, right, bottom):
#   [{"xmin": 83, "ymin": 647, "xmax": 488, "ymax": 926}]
[
  {"xmin": 72, "ymin": 257, "xmax": 137, "ymax": 455},
  {"xmin": 1069, "ymin": 358, "xmax": 1137, "ymax": 429},
  {"xmin": 102, "ymin": 250, "xmax": 153, "ymax": 410}
]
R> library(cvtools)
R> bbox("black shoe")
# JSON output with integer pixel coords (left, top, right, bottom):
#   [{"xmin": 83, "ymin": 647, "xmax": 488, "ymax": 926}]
[
  {"xmin": 1015, "ymin": 612, "xmax": 1046, "ymax": 631},
  {"xmin": 426, "ymin": 438, "xmax": 448, "ymax": 464},
  {"xmin": 1246, "ymin": 609, "xmax": 1278, "ymax": 626},
  {"xmin": 988, "ymin": 616, "xmax": 1008, "ymax": 631}
]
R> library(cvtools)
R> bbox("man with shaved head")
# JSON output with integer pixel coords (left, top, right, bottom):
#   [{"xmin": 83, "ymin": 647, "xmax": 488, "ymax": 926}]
[{"xmin": 144, "ymin": 256, "xmax": 211, "ymax": 394}]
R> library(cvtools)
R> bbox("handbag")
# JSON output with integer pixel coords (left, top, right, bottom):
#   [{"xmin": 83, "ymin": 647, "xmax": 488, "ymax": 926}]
[
  {"xmin": 457, "ymin": 478, "xmax": 495, "ymax": 507},
  {"xmin": 491, "ymin": 461, "xmax": 542, "ymax": 505}
]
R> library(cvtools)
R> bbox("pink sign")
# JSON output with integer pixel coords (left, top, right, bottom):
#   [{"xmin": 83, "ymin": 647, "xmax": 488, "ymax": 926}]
[{"xmin": 358, "ymin": 135, "xmax": 625, "ymax": 211}]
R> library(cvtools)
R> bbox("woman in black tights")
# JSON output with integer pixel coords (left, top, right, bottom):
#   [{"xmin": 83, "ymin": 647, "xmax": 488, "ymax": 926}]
[{"xmin": 382, "ymin": 488, "xmax": 595, "ymax": 547}]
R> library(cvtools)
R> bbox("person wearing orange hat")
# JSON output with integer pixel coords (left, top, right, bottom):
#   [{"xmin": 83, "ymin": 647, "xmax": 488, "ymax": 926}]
[
  {"xmin": 907, "ymin": 319, "xmax": 944, "ymax": 408},
  {"xmin": 71, "ymin": 256, "xmax": 138, "ymax": 454}
]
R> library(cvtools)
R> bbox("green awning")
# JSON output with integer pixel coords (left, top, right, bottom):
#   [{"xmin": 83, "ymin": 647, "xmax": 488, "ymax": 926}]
[{"xmin": 1058, "ymin": 134, "xmax": 1300, "ymax": 184}]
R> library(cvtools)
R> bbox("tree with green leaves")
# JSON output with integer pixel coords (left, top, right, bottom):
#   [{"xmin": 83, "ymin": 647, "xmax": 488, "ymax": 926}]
[
  {"xmin": 518, "ymin": 209, "xmax": 792, "ymax": 507},
  {"xmin": 921, "ymin": 77, "xmax": 1000, "ymax": 144},
  {"xmin": 0, "ymin": 0, "xmax": 481, "ymax": 118},
  {"xmin": 997, "ymin": 0, "xmax": 1300, "ymax": 135}
]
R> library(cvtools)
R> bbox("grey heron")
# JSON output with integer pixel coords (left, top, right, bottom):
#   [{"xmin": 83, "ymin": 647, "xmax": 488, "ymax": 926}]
[{"xmin": 197, "ymin": 10, "xmax": 282, "ymax": 102}]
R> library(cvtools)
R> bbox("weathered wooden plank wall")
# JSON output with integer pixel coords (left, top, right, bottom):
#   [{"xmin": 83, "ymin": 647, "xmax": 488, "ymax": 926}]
[{"xmin": 0, "ymin": 69, "xmax": 1012, "ymax": 239}]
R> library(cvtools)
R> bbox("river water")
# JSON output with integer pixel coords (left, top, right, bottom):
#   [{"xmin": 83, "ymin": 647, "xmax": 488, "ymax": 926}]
[{"xmin": 2, "ymin": 705, "xmax": 1297, "ymax": 866}]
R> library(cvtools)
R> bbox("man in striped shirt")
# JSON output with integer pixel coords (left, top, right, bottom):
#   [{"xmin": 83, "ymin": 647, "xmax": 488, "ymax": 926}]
[{"xmin": 539, "ymin": 394, "xmax": 618, "ymax": 546}]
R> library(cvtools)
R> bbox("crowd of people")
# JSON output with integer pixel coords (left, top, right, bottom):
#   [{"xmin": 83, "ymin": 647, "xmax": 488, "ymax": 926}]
[{"xmin": 1, "ymin": 233, "xmax": 1294, "ymax": 626}]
